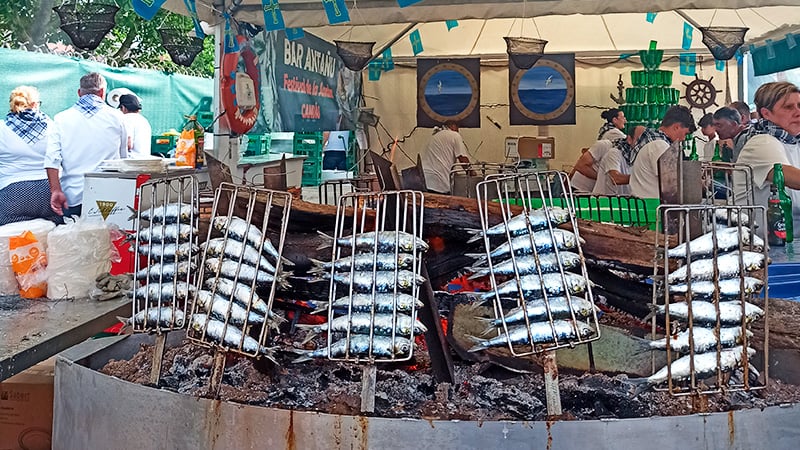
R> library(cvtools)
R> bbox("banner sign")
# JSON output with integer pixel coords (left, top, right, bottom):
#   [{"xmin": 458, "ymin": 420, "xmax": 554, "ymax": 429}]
[{"xmin": 276, "ymin": 30, "xmax": 342, "ymax": 131}]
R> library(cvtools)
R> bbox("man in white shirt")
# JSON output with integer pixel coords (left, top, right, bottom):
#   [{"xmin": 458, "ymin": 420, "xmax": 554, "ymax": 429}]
[
  {"xmin": 734, "ymin": 81, "xmax": 800, "ymax": 232},
  {"xmin": 44, "ymin": 72, "xmax": 127, "ymax": 217},
  {"xmin": 628, "ymin": 105, "xmax": 696, "ymax": 199},
  {"xmin": 420, "ymin": 120, "xmax": 470, "ymax": 194},
  {"xmin": 119, "ymin": 94, "xmax": 152, "ymax": 157},
  {"xmin": 592, "ymin": 125, "xmax": 645, "ymax": 196}
]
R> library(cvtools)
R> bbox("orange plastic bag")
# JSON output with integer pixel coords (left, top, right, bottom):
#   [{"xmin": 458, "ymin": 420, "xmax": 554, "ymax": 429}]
[
  {"xmin": 9, "ymin": 230, "xmax": 47, "ymax": 298},
  {"xmin": 175, "ymin": 128, "xmax": 196, "ymax": 168}
]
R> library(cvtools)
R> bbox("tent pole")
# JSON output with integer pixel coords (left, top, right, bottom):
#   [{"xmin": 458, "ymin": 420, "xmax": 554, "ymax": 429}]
[
  {"xmin": 368, "ymin": 23, "xmax": 418, "ymax": 63},
  {"xmin": 674, "ymin": 10, "xmax": 702, "ymax": 30}
]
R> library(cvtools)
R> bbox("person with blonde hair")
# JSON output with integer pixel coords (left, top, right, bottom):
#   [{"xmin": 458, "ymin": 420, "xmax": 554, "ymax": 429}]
[
  {"xmin": 0, "ymin": 85, "xmax": 60, "ymax": 225},
  {"xmin": 734, "ymin": 81, "xmax": 800, "ymax": 230}
]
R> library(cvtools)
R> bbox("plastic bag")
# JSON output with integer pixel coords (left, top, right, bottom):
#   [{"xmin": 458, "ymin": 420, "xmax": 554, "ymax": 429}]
[
  {"xmin": 46, "ymin": 216, "xmax": 115, "ymax": 299},
  {"xmin": 0, "ymin": 219, "xmax": 56, "ymax": 295},
  {"xmin": 175, "ymin": 128, "xmax": 196, "ymax": 168},
  {"xmin": 9, "ymin": 231, "xmax": 47, "ymax": 298}
]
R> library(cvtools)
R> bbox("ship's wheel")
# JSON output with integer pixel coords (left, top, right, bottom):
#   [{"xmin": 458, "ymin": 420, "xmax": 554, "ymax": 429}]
[{"xmin": 682, "ymin": 74, "xmax": 722, "ymax": 114}]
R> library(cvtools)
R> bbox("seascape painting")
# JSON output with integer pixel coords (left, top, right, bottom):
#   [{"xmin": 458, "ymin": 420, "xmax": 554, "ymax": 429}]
[
  {"xmin": 517, "ymin": 66, "xmax": 567, "ymax": 115},
  {"xmin": 423, "ymin": 69, "xmax": 472, "ymax": 117},
  {"xmin": 509, "ymin": 53, "xmax": 576, "ymax": 125}
]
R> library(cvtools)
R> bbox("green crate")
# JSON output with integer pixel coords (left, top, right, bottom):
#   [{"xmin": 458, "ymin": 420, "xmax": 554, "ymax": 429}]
[
  {"xmin": 294, "ymin": 132, "xmax": 323, "ymax": 157},
  {"xmin": 505, "ymin": 196, "xmax": 660, "ymax": 230},
  {"xmin": 301, "ymin": 159, "xmax": 322, "ymax": 186},
  {"xmin": 151, "ymin": 135, "xmax": 176, "ymax": 156},
  {"xmin": 243, "ymin": 134, "xmax": 267, "ymax": 156}
]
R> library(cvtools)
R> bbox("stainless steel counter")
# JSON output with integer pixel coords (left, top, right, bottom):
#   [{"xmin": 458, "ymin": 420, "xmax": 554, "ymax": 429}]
[{"xmin": 0, "ymin": 295, "xmax": 130, "ymax": 381}]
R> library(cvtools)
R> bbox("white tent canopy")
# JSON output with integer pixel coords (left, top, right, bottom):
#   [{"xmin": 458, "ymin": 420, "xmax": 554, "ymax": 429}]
[{"xmin": 165, "ymin": 1, "xmax": 800, "ymax": 57}]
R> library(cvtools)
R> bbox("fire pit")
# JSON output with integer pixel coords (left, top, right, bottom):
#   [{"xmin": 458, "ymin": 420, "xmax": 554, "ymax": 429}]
[{"xmin": 53, "ymin": 331, "xmax": 800, "ymax": 448}]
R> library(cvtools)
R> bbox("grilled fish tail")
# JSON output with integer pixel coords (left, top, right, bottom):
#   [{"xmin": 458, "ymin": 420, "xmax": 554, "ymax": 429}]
[
  {"xmin": 642, "ymin": 304, "xmax": 659, "ymax": 322},
  {"xmin": 308, "ymin": 258, "xmax": 328, "ymax": 274},
  {"xmin": 127, "ymin": 206, "xmax": 138, "ymax": 222},
  {"xmin": 465, "ymin": 335, "xmax": 490, "ymax": 352},
  {"xmin": 625, "ymin": 377, "xmax": 652, "ymax": 397},
  {"xmin": 316, "ymin": 231, "xmax": 334, "ymax": 250},
  {"xmin": 465, "ymin": 229, "xmax": 483, "ymax": 244},
  {"xmin": 116, "ymin": 316, "xmax": 133, "ymax": 335},
  {"xmin": 477, "ymin": 317, "xmax": 498, "ymax": 336}
]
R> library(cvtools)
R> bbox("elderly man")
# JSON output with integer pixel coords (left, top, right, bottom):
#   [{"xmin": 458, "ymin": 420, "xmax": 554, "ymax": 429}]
[
  {"xmin": 734, "ymin": 81, "xmax": 800, "ymax": 231},
  {"xmin": 628, "ymin": 106, "xmax": 696, "ymax": 199},
  {"xmin": 712, "ymin": 107, "xmax": 749, "ymax": 162},
  {"xmin": 591, "ymin": 125, "xmax": 646, "ymax": 196},
  {"xmin": 44, "ymin": 72, "xmax": 127, "ymax": 217},
  {"xmin": 420, "ymin": 120, "xmax": 470, "ymax": 194}
]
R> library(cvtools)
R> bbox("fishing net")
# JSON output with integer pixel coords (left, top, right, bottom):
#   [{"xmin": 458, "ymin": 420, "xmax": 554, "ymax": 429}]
[
  {"xmin": 159, "ymin": 28, "xmax": 205, "ymax": 67},
  {"xmin": 504, "ymin": 37, "xmax": 547, "ymax": 70},
  {"xmin": 699, "ymin": 27, "xmax": 749, "ymax": 61},
  {"xmin": 53, "ymin": 1, "xmax": 119, "ymax": 51},
  {"xmin": 335, "ymin": 41, "xmax": 375, "ymax": 72}
]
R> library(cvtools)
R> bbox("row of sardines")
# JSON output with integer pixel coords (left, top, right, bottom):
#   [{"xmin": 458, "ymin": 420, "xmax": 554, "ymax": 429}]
[
  {"xmin": 128, "ymin": 202, "xmax": 199, "ymax": 333},
  {"xmin": 639, "ymin": 210, "xmax": 767, "ymax": 393},
  {"xmin": 293, "ymin": 230, "xmax": 430, "ymax": 362},
  {"xmin": 464, "ymin": 206, "xmax": 599, "ymax": 354}
]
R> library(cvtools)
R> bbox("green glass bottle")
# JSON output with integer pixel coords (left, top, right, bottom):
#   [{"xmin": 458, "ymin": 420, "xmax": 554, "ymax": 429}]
[
  {"xmin": 773, "ymin": 163, "xmax": 793, "ymax": 243},
  {"xmin": 768, "ymin": 185, "xmax": 786, "ymax": 246},
  {"xmin": 688, "ymin": 138, "xmax": 699, "ymax": 161}
]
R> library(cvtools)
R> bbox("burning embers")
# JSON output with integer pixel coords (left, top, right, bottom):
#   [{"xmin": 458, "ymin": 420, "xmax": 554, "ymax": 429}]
[{"xmin": 639, "ymin": 205, "xmax": 769, "ymax": 396}]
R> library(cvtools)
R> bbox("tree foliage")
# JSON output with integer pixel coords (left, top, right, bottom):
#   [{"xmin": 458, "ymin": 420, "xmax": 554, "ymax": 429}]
[{"xmin": 0, "ymin": 0, "xmax": 214, "ymax": 78}]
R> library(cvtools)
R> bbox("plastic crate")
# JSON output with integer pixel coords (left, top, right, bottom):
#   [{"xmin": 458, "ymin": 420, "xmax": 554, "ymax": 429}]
[
  {"xmin": 243, "ymin": 134, "xmax": 266, "ymax": 156},
  {"xmin": 506, "ymin": 196, "xmax": 660, "ymax": 229},
  {"xmin": 151, "ymin": 135, "xmax": 176, "ymax": 156},
  {"xmin": 301, "ymin": 159, "xmax": 322, "ymax": 186},
  {"xmin": 294, "ymin": 132, "xmax": 323, "ymax": 158}
]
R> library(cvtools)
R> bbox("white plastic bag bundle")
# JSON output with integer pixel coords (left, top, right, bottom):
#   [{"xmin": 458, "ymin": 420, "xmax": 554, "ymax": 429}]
[
  {"xmin": 46, "ymin": 216, "xmax": 115, "ymax": 299},
  {"xmin": 0, "ymin": 219, "xmax": 56, "ymax": 295}
]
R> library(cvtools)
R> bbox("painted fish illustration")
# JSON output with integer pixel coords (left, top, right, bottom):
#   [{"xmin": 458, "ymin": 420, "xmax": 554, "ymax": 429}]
[{"xmin": 465, "ymin": 207, "xmax": 571, "ymax": 243}]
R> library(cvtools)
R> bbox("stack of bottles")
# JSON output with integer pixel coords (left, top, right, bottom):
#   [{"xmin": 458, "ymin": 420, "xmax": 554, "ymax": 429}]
[{"xmin": 620, "ymin": 42, "xmax": 682, "ymax": 132}]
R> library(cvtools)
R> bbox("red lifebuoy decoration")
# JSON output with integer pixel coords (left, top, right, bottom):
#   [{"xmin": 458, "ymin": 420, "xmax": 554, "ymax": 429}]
[{"xmin": 220, "ymin": 45, "xmax": 261, "ymax": 135}]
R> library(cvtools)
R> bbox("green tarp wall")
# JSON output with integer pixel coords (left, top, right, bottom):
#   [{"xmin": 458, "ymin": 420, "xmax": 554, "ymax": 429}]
[{"xmin": 0, "ymin": 48, "xmax": 213, "ymax": 134}]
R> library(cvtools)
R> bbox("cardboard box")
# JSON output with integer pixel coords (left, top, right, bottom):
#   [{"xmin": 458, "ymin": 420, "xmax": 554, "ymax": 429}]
[
  {"xmin": 0, "ymin": 358, "xmax": 55, "ymax": 450},
  {"xmin": 505, "ymin": 136, "xmax": 556, "ymax": 160}
]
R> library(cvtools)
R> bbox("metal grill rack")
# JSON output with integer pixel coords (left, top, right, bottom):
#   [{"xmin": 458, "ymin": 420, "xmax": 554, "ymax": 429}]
[
  {"xmin": 699, "ymin": 161, "xmax": 755, "ymax": 206},
  {"xmin": 321, "ymin": 190, "xmax": 427, "ymax": 364},
  {"xmin": 131, "ymin": 175, "xmax": 199, "ymax": 335},
  {"xmin": 472, "ymin": 170, "xmax": 600, "ymax": 358},
  {"xmin": 450, "ymin": 162, "xmax": 518, "ymax": 198},
  {"xmin": 651, "ymin": 204, "xmax": 769, "ymax": 398},
  {"xmin": 188, "ymin": 182, "xmax": 292, "ymax": 362}
]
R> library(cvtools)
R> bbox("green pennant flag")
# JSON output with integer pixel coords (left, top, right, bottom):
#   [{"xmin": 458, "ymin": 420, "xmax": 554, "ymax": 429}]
[
  {"xmin": 410, "ymin": 30, "xmax": 423, "ymax": 55},
  {"xmin": 446, "ymin": 20, "xmax": 459, "ymax": 30}
]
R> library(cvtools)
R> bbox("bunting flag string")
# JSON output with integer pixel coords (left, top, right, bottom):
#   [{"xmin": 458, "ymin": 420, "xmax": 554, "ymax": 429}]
[
  {"xmin": 679, "ymin": 53, "xmax": 696, "ymax": 76},
  {"xmin": 645, "ymin": 12, "xmax": 657, "ymax": 23},
  {"xmin": 681, "ymin": 22, "xmax": 693, "ymax": 51},
  {"xmin": 183, "ymin": 0, "xmax": 205, "ymax": 38},
  {"xmin": 322, "ymin": 0, "xmax": 350, "ymax": 25},
  {"xmin": 397, "ymin": 0, "xmax": 424, "ymax": 7},
  {"xmin": 131, "ymin": 0, "xmax": 167, "ymax": 21},
  {"xmin": 382, "ymin": 48, "xmax": 394, "ymax": 71},
  {"xmin": 262, "ymin": 0, "xmax": 286, "ymax": 31},
  {"xmin": 368, "ymin": 59, "xmax": 383, "ymax": 81},
  {"xmin": 223, "ymin": 14, "xmax": 239, "ymax": 53},
  {"xmin": 286, "ymin": 28, "xmax": 305, "ymax": 41},
  {"xmin": 410, "ymin": 30, "xmax": 424, "ymax": 55},
  {"xmin": 715, "ymin": 59, "xmax": 725, "ymax": 71},
  {"xmin": 446, "ymin": 20, "xmax": 459, "ymax": 30}
]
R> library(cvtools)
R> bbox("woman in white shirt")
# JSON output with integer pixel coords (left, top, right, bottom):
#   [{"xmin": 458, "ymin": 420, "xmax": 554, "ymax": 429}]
[
  {"xmin": 0, "ymin": 86, "xmax": 59, "ymax": 225},
  {"xmin": 597, "ymin": 108, "xmax": 627, "ymax": 141}
]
